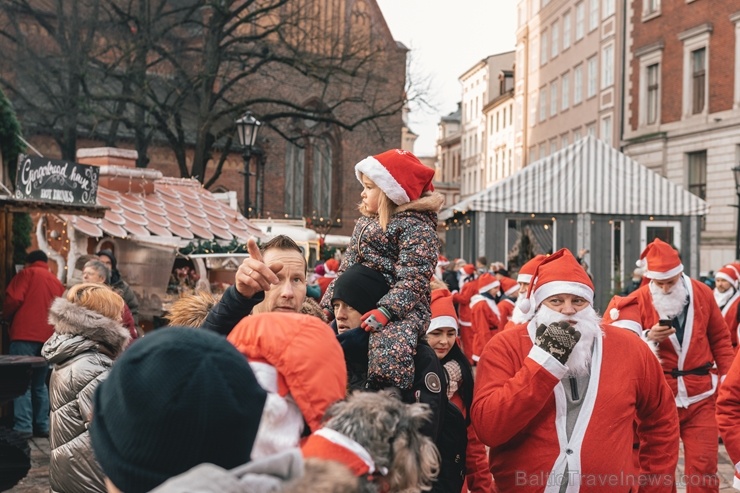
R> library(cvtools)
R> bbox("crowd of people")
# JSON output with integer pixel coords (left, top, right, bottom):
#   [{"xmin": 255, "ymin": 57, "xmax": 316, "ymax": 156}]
[{"xmin": 5, "ymin": 148, "xmax": 740, "ymax": 492}]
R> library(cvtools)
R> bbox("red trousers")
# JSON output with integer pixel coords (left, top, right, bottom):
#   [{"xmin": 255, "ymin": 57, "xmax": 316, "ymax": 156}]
[{"xmin": 677, "ymin": 397, "xmax": 720, "ymax": 493}]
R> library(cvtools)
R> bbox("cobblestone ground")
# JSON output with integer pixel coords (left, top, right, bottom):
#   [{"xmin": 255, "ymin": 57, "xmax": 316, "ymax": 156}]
[{"xmin": 3, "ymin": 437, "xmax": 737, "ymax": 492}]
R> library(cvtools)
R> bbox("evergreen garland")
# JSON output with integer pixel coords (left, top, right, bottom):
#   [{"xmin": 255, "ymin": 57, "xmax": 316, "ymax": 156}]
[
  {"xmin": 12, "ymin": 213, "xmax": 32, "ymax": 265},
  {"xmin": 178, "ymin": 238, "xmax": 251, "ymax": 255}
]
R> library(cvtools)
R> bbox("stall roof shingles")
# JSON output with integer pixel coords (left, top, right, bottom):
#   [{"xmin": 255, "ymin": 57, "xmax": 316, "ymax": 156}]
[{"xmin": 62, "ymin": 181, "xmax": 264, "ymax": 241}]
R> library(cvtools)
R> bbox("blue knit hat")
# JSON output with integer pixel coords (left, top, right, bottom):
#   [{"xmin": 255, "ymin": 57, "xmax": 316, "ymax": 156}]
[{"xmin": 90, "ymin": 328, "xmax": 267, "ymax": 493}]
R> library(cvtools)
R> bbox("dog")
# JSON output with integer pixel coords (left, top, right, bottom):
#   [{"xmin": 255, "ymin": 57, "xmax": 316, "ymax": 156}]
[{"xmin": 302, "ymin": 391, "xmax": 440, "ymax": 493}]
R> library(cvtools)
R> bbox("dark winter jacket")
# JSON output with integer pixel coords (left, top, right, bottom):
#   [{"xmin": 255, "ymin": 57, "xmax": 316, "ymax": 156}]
[
  {"xmin": 42, "ymin": 297, "xmax": 130, "ymax": 493},
  {"xmin": 322, "ymin": 192, "xmax": 444, "ymax": 389},
  {"xmin": 201, "ymin": 285, "xmax": 265, "ymax": 335}
]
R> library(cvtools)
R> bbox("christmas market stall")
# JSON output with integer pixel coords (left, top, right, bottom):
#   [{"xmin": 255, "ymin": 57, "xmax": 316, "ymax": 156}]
[
  {"xmin": 440, "ymin": 136, "xmax": 709, "ymax": 309},
  {"xmin": 39, "ymin": 148, "xmax": 264, "ymax": 328}
]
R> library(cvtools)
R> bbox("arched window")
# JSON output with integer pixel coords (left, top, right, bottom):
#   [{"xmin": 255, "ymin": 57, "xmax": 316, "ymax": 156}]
[
  {"xmin": 285, "ymin": 142, "xmax": 305, "ymax": 217},
  {"xmin": 312, "ymin": 137, "xmax": 332, "ymax": 217}
]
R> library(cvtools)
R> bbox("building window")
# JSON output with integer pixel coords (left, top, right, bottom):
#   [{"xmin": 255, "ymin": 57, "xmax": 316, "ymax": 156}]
[
  {"xmin": 551, "ymin": 22, "xmax": 559, "ymax": 59},
  {"xmin": 285, "ymin": 143, "xmax": 305, "ymax": 217},
  {"xmin": 575, "ymin": 2, "xmax": 585, "ymax": 40},
  {"xmin": 561, "ymin": 134, "xmax": 569, "ymax": 148},
  {"xmin": 562, "ymin": 72, "xmax": 570, "ymax": 110},
  {"xmin": 539, "ymin": 88, "xmax": 548, "ymax": 122},
  {"xmin": 312, "ymin": 137, "xmax": 333, "ymax": 217},
  {"xmin": 691, "ymin": 48, "xmax": 706, "ymax": 114},
  {"xmin": 574, "ymin": 64, "xmax": 583, "ymax": 104},
  {"xmin": 587, "ymin": 122, "xmax": 596, "ymax": 136},
  {"xmin": 563, "ymin": 12, "xmax": 572, "ymax": 50},
  {"xmin": 539, "ymin": 143, "xmax": 547, "ymax": 159},
  {"xmin": 601, "ymin": 44, "xmax": 614, "ymax": 89},
  {"xmin": 589, "ymin": 0, "xmax": 599, "ymax": 31},
  {"xmin": 645, "ymin": 0, "xmax": 660, "ymax": 15},
  {"xmin": 602, "ymin": 0, "xmax": 614, "ymax": 18},
  {"xmin": 550, "ymin": 82, "xmax": 558, "ymax": 117},
  {"xmin": 573, "ymin": 127, "xmax": 582, "ymax": 141},
  {"xmin": 600, "ymin": 115, "xmax": 612, "ymax": 146},
  {"xmin": 587, "ymin": 56, "xmax": 598, "ymax": 98},
  {"xmin": 541, "ymin": 30, "xmax": 548, "ymax": 65},
  {"xmin": 647, "ymin": 63, "xmax": 659, "ymax": 124},
  {"xmin": 687, "ymin": 151, "xmax": 707, "ymax": 200},
  {"xmin": 550, "ymin": 139, "xmax": 558, "ymax": 155}
]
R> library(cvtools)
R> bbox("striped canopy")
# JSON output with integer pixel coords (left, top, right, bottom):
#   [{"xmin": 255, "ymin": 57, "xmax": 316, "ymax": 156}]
[{"xmin": 440, "ymin": 136, "xmax": 709, "ymax": 219}]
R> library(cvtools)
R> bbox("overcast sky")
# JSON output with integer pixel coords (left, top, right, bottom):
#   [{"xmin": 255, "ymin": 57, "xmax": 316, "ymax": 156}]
[{"xmin": 375, "ymin": 1, "xmax": 518, "ymax": 157}]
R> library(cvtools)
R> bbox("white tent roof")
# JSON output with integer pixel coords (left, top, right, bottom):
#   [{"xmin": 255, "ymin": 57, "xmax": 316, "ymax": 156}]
[{"xmin": 440, "ymin": 136, "xmax": 709, "ymax": 219}]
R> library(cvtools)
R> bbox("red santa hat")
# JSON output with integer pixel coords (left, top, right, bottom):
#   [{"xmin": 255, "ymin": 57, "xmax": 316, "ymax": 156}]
[
  {"xmin": 516, "ymin": 254, "xmax": 548, "ymax": 284},
  {"xmin": 462, "ymin": 264, "xmax": 476, "ymax": 275},
  {"xmin": 437, "ymin": 255, "xmax": 450, "ymax": 267},
  {"xmin": 500, "ymin": 276, "xmax": 519, "ymax": 297},
  {"xmin": 604, "ymin": 294, "xmax": 643, "ymax": 337},
  {"xmin": 519, "ymin": 248, "xmax": 594, "ymax": 313},
  {"xmin": 428, "ymin": 289, "xmax": 458, "ymax": 334},
  {"xmin": 716, "ymin": 265, "xmax": 740, "ymax": 290},
  {"xmin": 302, "ymin": 428, "xmax": 386, "ymax": 478},
  {"xmin": 324, "ymin": 258, "xmax": 339, "ymax": 278},
  {"xmin": 355, "ymin": 149, "xmax": 435, "ymax": 205},
  {"xmin": 636, "ymin": 238, "xmax": 683, "ymax": 280},
  {"xmin": 477, "ymin": 273, "xmax": 500, "ymax": 294}
]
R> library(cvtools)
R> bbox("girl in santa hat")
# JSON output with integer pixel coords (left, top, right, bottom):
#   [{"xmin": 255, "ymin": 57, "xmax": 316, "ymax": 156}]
[
  {"xmin": 321, "ymin": 149, "xmax": 444, "ymax": 391},
  {"xmin": 425, "ymin": 286, "xmax": 492, "ymax": 493}
]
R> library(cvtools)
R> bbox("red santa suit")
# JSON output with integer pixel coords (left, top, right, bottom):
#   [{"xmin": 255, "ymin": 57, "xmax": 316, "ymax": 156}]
[
  {"xmin": 632, "ymin": 239, "xmax": 734, "ymax": 493},
  {"xmin": 453, "ymin": 272, "xmax": 478, "ymax": 364},
  {"xmin": 716, "ymin": 351, "xmax": 740, "ymax": 490},
  {"xmin": 714, "ymin": 265, "xmax": 740, "ymax": 351},
  {"xmin": 496, "ymin": 276, "xmax": 518, "ymax": 327},
  {"xmin": 472, "ymin": 322, "xmax": 678, "ymax": 492},
  {"xmin": 469, "ymin": 274, "xmax": 501, "ymax": 362}
]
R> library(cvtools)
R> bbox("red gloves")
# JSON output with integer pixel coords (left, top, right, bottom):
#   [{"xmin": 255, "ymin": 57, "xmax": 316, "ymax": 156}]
[{"xmin": 360, "ymin": 307, "xmax": 391, "ymax": 332}]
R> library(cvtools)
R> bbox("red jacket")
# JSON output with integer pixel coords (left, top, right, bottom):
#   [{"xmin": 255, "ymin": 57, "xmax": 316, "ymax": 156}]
[
  {"xmin": 470, "ymin": 294, "xmax": 500, "ymax": 361},
  {"xmin": 472, "ymin": 323, "xmax": 679, "ymax": 492},
  {"xmin": 4, "ymin": 261, "xmax": 65, "ymax": 343},
  {"xmin": 719, "ymin": 293, "xmax": 740, "ymax": 351},
  {"xmin": 632, "ymin": 276, "xmax": 735, "ymax": 406},
  {"xmin": 716, "ymin": 351, "xmax": 740, "ymax": 488}
]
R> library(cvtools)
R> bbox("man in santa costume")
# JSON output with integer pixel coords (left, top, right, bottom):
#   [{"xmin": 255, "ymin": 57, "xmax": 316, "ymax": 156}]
[
  {"xmin": 713, "ymin": 264, "xmax": 740, "ymax": 351},
  {"xmin": 630, "ymin": 238, "xmax": 734, "ymax": 493},
  {"xmin": 505, "ymin": 254, "xmax": 548, "ymax": 329},
  {"xmin": 496, "ymin": 276, "xmax": 519, "ymax": 327},
  {"xmin": 469, "ymin": 273, "xmax": 501, "ymax": 363},
  {"xmin": 472, "ymin": 248, "xmax": 679, "ymax": 492},
  {"xmin": 716, "ymin": 346, "xmax": 740, "ymax": 490},
  {"xmin": 452, "ymin": 264, "xmax": 478, "ymax": 364}
]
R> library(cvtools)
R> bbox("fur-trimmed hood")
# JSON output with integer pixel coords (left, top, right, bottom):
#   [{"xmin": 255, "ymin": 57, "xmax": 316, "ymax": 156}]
[
  {"xmin": 396, "ymin": 191, "xmax": 445, "ymax": 214},
  {"xmin": 43, "ymin": 297, "xmax": 130, "ymax": 363}
]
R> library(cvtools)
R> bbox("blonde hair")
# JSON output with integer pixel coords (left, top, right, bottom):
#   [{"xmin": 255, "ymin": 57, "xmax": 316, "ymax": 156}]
[
  {"xmin": 66, "ymin": 283, "xmax": 124, "ymax": 321},
  {"xmin": 358, "ymin": 173, "xmax": 398, "ymax": 231},
  {"xmin": 166, "ymin": 291, "xmax": 222, "ymax": 328}
]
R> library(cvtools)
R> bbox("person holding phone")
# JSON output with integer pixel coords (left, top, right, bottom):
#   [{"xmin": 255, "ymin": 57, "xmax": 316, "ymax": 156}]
[{"xmin": 629, "ymin": 239, "xmax": 734, "ymax": 493}]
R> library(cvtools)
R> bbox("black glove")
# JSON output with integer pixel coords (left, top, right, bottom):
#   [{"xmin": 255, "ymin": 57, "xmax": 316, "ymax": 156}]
[{"xmin": 534, "ymin": 321, "xmax": 581, "ymax": 365}]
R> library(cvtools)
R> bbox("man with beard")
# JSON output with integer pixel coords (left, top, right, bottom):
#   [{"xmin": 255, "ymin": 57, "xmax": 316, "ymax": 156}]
[
  {"xmin": 471, "ymin": 248, "xmax": 678, "ymax": 492},
  {"xmin": 630, "ymin": 238, "xmax": 734, "ymax": 493},
  {"xmin": 713, "ymin": 265, "xmax": 740, "ymax": 351},
  {"xmin": 505, "ymin": 254, "xmax": 548, "ymax": 329}
]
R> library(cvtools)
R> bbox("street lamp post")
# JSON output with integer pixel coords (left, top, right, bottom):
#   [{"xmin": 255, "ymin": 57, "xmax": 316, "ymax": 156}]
[
  {"xmin": 235, "ymin": 112, "xmax": 262, "ymax": 218},
  {"xmin": 733, "ymin": 166, "xmax": 740, "ymax": 260}
]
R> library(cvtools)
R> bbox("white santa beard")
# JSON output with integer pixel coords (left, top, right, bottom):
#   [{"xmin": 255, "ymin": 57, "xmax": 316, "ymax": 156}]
[
  {"xmin": 533, "ymin": 304, "xmax": 604, "ymax": 377},
  {"xmin": 714, "ymin": 287, "xmax": 735, "ymax": 308},
  {"xmin": 649, "ymin": 278, "xmax": 688, "ymax": 319},
  {"xmin": 511, "ymin": 296, "xmax": 534, "ymax": 324}
]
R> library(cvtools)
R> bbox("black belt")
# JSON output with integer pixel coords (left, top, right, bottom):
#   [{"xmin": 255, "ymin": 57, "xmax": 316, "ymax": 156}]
[{"xmin": 665, "ymin": 362, "xmax": 712, "ymax": 378}]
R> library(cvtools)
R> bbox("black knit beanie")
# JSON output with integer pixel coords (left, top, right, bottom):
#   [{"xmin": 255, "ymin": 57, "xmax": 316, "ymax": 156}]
[
  {"xmin": 90, "ymin": 328, "xmax": 267, "ymax": 493},
  {"xmin": 332, "ymin": 263, "xmax": 390, "ymax": 314},
  {"xmin": 96, "ymin": 249, "xmax": 121, "ymax": 284}
]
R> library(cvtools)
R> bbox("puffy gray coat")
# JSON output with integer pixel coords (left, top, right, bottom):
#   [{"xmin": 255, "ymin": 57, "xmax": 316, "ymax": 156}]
[{"xmin": 42, "ymin": 297, "xmax": 130, "ymax": 493}]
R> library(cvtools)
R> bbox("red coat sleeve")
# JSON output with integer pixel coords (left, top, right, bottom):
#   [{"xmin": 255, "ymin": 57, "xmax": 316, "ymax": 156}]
[
  {"xmin": 634, "ymin": 340, "xmax": 680, "ymax": 492},
  {"xmin": 3, "ymin": 270, "xmax": 30, "ymax": 318},
  {"xmin": 465, "ymin": 424, "xmax": 493, "ymax": 493},
  {"xmin": 453, "ymin": 282, "xmax": 476, "ymax": 306},
  {"xmin": 717, "ymin": 352, "xmax": 740, "ymax": 486},
  {"xmin": 471, "ymin": 331, "xmax": 565, "ymax": 447}
]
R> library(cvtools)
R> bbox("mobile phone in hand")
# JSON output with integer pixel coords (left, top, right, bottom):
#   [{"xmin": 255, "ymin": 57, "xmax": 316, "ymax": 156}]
[{"xmin": 658, "ymin": 319, "xmax": 673, "ymax": 327}]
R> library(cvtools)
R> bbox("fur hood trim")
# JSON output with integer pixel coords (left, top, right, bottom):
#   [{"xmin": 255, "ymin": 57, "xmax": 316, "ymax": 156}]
[
  {"xmin": 396, "ymin": 191, "xmax": 445, "ymax": 214},
  {"xmin": 47, "ymin": 297, "xmax": 130, "ymax": 356}
]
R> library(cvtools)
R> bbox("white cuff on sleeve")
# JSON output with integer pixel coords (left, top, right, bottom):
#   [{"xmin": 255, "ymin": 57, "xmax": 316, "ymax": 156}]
[{"xmin": 528, "ymin": 345, "xmax": 568, "ymax": 380}]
